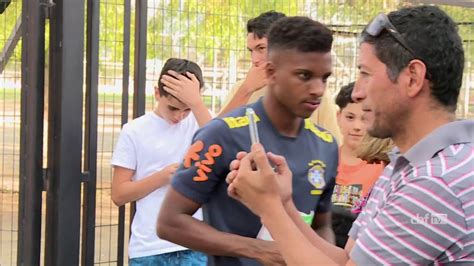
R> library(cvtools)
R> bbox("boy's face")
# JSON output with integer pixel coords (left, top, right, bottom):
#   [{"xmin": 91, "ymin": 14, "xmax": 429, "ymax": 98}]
[
  {"xmin": 247, "ymin": 33, "xmax": 268, "ymax": 67},
  {"xmin": 155, "ymin": 93, "xmax": 191, "ymax": 124},
  {"xmin": 337, "ymin": 102, "xmax": 367, "ymax": 150},
  {"xmin": 266, "ymin": 49, "xmax": 332, "ymax": 118}
]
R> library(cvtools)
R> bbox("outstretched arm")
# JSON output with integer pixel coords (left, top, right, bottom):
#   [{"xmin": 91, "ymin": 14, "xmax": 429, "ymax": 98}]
[
  {"xmin": 227, "ymin": 144, "xmax": 353, "ymax": 265},
  {"xmin": 312, "ymin": 212, "xmax": 336, "ymax": 244},
  {"xmin": 156, "ymin": 187, "xmax": 285, "ymax": 265}
]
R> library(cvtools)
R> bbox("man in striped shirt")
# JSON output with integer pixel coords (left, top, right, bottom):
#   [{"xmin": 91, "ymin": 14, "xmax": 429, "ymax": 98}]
[{"xmin": 225, "ymin": 5, "xmax": 473, "ymax": 265}]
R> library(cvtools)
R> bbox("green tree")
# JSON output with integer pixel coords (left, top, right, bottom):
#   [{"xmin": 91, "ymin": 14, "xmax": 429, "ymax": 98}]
[
  {"xmin": 147, "ymin": 0, "xmax": 300, "ymax": 65},
  {"xmin": 0, "ymin": 0, "xmax": 22, "ymax": 68}
]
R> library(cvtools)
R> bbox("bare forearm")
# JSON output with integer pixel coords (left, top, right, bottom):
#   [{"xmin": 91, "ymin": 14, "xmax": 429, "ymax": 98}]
[
  {"xmin": 316, "ymin": 225, "xmax": 335, "ymax": 244},
  {"xmin": 112, "ymin": 172, "xmax": 167, "ymax": 206},
  {"xmin": 218, "ymin": 85, "xmax": 253, "ymax": 117},
  {"xmin": 158, "ymin": 212, "xmax": 274, "ymax": 259},
  {"xmin": 191, "ymin": 102, "xmax": 213, "ymax": 127},
  {"xmin": 261, "ymin": 201, "xmax": 337, "ymax": 265},
  {"xmin": 285, "ymin": 201, "xmax": 348, "ymax": 265}
]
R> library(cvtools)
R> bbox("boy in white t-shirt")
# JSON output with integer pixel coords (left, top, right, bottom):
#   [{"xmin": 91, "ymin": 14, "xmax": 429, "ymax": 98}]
[{"xmin": 111, "ymin": 58, "xmax": 211, "ymax": 265}]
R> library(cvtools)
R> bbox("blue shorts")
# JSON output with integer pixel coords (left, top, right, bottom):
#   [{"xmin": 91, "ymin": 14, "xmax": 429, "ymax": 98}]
[{"xmin": 129, "ymin": 250, "xmax": 207, "ymax": 266}]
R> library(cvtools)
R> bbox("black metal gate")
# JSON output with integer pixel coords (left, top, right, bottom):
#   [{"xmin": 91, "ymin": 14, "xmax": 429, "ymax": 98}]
[{"xmin": 17, "ymin": 0, "xmax": 147, "ymax": 265}]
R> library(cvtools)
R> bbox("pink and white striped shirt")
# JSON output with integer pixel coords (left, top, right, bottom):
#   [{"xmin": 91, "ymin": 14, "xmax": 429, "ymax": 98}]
[{"xmin": 349, "ymin": 120, "xmax": 474, "ymax": 265}]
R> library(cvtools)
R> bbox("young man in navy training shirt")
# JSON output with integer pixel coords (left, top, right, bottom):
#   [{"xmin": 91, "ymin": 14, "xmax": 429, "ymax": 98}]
[{"xmin": 157, "ymin": 16, "xmax": 338, "ymax": 266}]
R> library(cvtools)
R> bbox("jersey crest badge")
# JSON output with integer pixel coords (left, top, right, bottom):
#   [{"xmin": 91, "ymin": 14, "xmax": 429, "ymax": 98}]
[{"xmin": 307, "ymin": 160, "xmax": 326, "ymax": 195}]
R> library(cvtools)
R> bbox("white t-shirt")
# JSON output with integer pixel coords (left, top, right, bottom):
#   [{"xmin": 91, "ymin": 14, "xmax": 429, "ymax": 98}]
[{"xmin": 111, "ymin": 111, "xmax": 203, "ymax": 259}]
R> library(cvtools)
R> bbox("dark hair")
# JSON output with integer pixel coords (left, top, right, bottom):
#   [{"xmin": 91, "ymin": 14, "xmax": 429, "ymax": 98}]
[
  {"xmin": 267, "ymin": 16, "xmax": 333, "ymax": 53},
  {"xmin": 360, "ymin": 5, "xmax": 464, "ymax": 112},
  {"xmin": 157, "ymin": 58, "xmax": 204, "ymax": 98},
  {"xmin": 335, "ymin": 82, "xmax": 355, "ymax": 109},
  {"xmin": 247, "ymin": 11, "xmax": 286, "ymax": 38}
]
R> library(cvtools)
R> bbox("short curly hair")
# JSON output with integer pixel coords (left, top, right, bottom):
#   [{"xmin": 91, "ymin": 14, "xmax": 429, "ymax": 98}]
[
  {"xmin": 267, "ymin": 16, "xmax": 333, "ymax": 54},
  {"xmin": 246, "ymin": 11, "xmax": 286, "ymax": 38},
  {"xmin": 335, "ymin": 82, "xmax": 355, "ymax": 110}
]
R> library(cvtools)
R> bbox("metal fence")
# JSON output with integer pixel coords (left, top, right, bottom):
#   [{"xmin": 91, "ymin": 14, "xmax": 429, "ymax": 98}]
[
  {"xmin": 0, "ymin": 0, "xmax": 473, "ymax": 265},
  {"xmin": 0, "ymin": 0, "xmax": 21, "ymax": 265}
]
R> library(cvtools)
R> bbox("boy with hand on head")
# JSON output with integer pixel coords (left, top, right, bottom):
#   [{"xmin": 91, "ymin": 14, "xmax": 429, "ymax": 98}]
[{"xmin": 111, "ymin": 58, "xmax": 210, "ymax": 265}]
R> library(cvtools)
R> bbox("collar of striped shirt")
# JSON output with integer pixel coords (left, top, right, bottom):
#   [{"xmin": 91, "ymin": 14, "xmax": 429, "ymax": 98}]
[{"xmin": 390, "ymin": 120, "xmax": 473, "ymax": 167}]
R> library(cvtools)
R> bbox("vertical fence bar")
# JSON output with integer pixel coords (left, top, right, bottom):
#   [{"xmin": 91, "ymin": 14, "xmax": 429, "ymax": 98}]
[
  {"xmin": 129, "ymin": 0, "xmax": 147, "ymax": 237},
  {"xmin": 133, "ymin": 0, "xmax": 147, "ymax": 118},
  {"xmin": 44, "ymin": 0, "xmax": 85, "ymax": 264},
  {"xmin": 82, "ymin": 0, "xmax": 99, "ymax": 265},
  {"xmin": 117, "ymin": 0, "xmax": 131, "ymax": 265},
  {"xmin": 18, "ymin": 0, "xmax": 45, "ymax": 265}
]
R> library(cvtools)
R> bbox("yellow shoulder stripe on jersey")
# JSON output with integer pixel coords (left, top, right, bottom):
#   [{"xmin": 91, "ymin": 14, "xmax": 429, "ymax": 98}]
[
  {"xmin": 223, "ymin": 114, "xmax": 260, "ymax": 129},
  {"xmin": 304, "ymin": 119, "xmax": 334, "ymax": 143}
]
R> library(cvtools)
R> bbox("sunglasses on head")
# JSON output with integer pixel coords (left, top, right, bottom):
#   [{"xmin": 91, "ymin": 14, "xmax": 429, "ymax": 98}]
[{"xmin": 365, "ymin": 13, "xmax": 431, "ymax": 79}]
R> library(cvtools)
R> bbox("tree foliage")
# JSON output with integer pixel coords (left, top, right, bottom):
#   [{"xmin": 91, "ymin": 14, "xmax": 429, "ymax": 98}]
[
  {"xmin": 146, "ymin": 0, "xmax": 473, "ymax": 66},
  {"xmin": 0, "ymin": 0, "xmax": 22, "ymax": 67},
  {"xmin": 0, "ymin": 1, "xmax": 472, "ymax": 70},
  {"xmin": 147, "ymin": 0, "xmax": 301, "ymax": 65}
]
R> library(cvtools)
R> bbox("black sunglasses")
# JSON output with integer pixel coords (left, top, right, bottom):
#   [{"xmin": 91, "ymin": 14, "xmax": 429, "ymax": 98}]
[{"xmin": 365, "ymin": 13, "xmax": 431, "ymax": 79}]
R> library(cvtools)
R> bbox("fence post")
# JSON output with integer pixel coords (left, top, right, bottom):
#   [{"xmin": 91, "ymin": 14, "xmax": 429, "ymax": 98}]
[
  {"xmin": 117, "ymin": 0, "xmax": 132, "ymax": 265},
  {"xmin": 133, "ymin": 0, "xmax": 147, "ymax": 118},
  {"xmin": 81, "ymin": 0, "xmax": 100, "ymax": 265},
  {"xmin": 18, "ymin": 0, "xmax": 45, "ymax": 264},
  {"xmin": 127, "ymin": 1, "xmax": 148, "ymax": 255},
  {"xmin": 44, "ymin": 0, "xmax": 85, "ymax": 264}
]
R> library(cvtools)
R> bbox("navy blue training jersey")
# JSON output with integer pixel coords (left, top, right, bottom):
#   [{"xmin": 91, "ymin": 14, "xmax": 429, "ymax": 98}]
[{"xmin": 172, "ymin": 99, "xmax": 338, "ymax": 266}]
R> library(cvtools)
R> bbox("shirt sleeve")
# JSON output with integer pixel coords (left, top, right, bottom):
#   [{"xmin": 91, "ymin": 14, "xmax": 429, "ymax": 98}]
[
  {"xmin": 348, "ymin": 203, "xmax": 367, "ymax": 241},
  {"xmin": 171, "ymin": 119, "xmax": 233, "ymax": 204},
  {"xmin": 110, "ymin": 124, "xmax": 137, "ymax": 170},
  {"xmin": 350, "ymin": 176, "xmax": 467, "ymax": 265}
]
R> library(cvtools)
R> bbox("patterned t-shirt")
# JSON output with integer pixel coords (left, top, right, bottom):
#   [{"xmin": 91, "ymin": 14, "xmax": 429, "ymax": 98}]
[{"xmin": 349, "ymin": 120, "xmax": 474, "ymax": 265}]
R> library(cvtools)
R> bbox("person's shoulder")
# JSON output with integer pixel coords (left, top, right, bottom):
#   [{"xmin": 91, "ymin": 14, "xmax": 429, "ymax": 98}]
[
  {"xmin": 219, "ymin": 100, "xmax": 249, "ymax": 117},
  {"xmin": 120, "ymin": 113, "xmax": 153, "ymax": 133},
  {"xmin": 422, "ymin": 142, "xmax": 473, "ymax": 190},
  {"xmin": 302, "ymin": 119, "xmax": 338, "ymax": 146},
  {"xmin": 217, "ymin": 104, "xmax": 255, "ymax": 130},
  {"xmin": 192, "ymin": 115, "xmax": 236, "ymax": 141}
]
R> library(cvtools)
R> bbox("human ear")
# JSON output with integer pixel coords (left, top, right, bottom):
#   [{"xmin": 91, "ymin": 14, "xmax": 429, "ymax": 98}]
[
  {"xmin": 405, "ymin": 59, "xmax": 427, "ymax": 98},
  {"xmin": 154, "ymin": 85, "xmax": 161, "ymax": 101},
  {"xmin": 265, "ymin": 61, "xmax": 275, "ymax": 84}
]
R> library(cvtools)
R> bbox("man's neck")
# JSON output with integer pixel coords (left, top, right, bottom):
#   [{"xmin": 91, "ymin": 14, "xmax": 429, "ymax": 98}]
[
  {"xmin": 262, "ymin": 95, "xmax": 303, "ymax": 138},
  {"xmin": 394, "ymin": 107, "xmax": 455, "ymax": 154}
]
